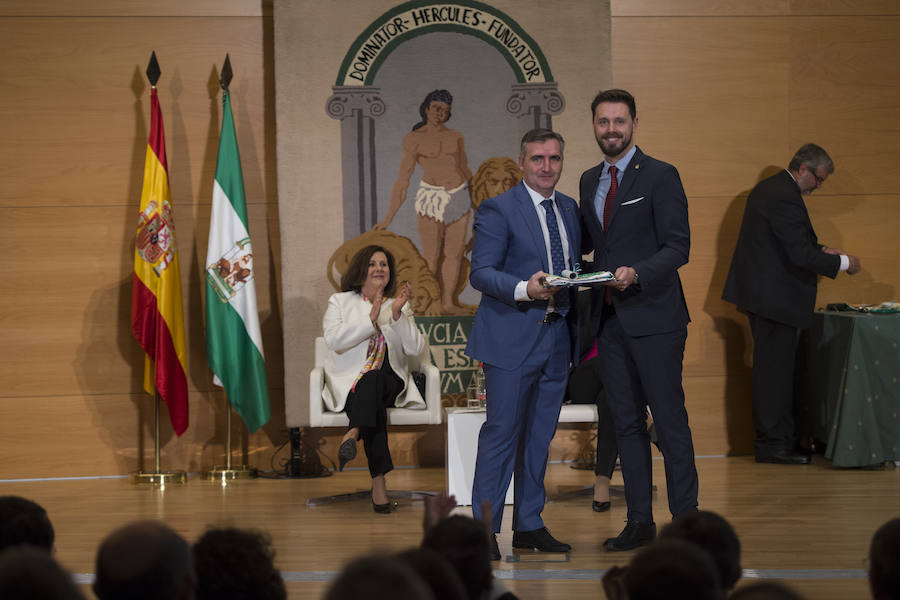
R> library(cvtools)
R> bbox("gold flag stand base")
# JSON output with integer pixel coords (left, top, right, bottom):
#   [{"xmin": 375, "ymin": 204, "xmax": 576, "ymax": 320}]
[
  {"xmin": 131, "ymin": 393, "xmax": 186, "ymax": 487},
  {"xmin": 205, "ymin": 466, "xmax": 257, "ymax": 481},
  {"xmin": 130, "ymin": 471, "xmax": 188, "ymax": 485},
  {"xmin": 202, "ymin": 395, "xmax": 258, "ymax": 483}
]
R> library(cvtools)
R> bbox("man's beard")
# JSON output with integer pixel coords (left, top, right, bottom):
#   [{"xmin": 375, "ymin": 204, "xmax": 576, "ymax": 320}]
[{"xmin": 597, "ymin": 132, "xmax": 631, "ymax": 158}]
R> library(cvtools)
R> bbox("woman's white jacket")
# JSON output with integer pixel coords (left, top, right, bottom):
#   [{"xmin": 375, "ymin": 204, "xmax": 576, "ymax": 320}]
[{"xmin": 321, "ymin": 291, "xmax": 427, "ymax": 412}]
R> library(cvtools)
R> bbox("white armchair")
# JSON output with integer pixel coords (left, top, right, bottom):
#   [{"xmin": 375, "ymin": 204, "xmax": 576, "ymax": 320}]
[
  {"xmin": 306, "ymin": 336, "xmax": 442, "ymax": 507},
  {"xmin": 308, "ymin": 336, "xmax": 442, "ymax": 427}
]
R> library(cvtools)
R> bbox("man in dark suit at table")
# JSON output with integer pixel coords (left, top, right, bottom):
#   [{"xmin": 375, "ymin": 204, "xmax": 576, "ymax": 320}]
[
  {"xmin": 466, "ymin": 128, "xmax": 580, "ymax": 561},
  {"xmin": 580, "ymin": 88, "xmax": 699, "ymax": 552},
  {"xmin": 722, "ymin": 143, "xmax": 861, "ymax": 465}
]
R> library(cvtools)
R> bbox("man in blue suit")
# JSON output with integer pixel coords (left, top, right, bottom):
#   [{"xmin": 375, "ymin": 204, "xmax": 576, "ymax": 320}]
[
  {"xmin": 466, "ymin": 128, "xmax": 579, "ymax": 561},
  {"xmin": 580, "ymin": 89, "xmax": 699, "ymax": 551}
]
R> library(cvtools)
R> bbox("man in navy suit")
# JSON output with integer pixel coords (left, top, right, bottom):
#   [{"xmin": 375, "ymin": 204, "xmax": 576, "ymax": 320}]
[
  {"xmin": 722, "ymin": 144, "xmax": 861, "ymax": 465},
  {"xmin": 466, "ymin": 128, "xmax": 580, "ymax": 560},
  {"xmin": 580, "ymin": 89, "xmax": 698, "ymax": 551}
]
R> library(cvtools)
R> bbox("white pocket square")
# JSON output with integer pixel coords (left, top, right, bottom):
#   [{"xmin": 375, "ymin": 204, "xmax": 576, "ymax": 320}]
[{"xmin": 620, "ymin": 197, "xmax": 644, "ymax": 206}]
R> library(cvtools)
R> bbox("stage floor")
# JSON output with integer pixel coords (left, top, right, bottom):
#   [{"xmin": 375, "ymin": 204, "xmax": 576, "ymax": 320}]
[{"xmin": 2, "ymin": 455, "xmax": 897, "ymax": 599}]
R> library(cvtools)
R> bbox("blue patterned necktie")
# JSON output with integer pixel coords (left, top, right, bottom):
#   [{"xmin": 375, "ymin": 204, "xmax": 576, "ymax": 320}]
[{"xmin": 541, "ymin": 198, "xmax": 569, "ymax": 314}]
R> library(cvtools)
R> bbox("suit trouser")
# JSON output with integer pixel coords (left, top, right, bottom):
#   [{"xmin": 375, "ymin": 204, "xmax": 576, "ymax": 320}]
[
  {"xmin": 566, "ymin": 358, "xmax": 618, "ymax": 478},
  {"xmin": 598, "ymin": 310, "xmax": 698, "ymax": 523},
  {"xmin": 747, "ymin": 312, "xmax": 799, "ymax": 455},
  {"xmin": 472, "ymin": 318, "xmax": 569, "ymax": 533},
  {"xmin": 344, "ymin": 350, "xmax": 404, "ymax": 478}
]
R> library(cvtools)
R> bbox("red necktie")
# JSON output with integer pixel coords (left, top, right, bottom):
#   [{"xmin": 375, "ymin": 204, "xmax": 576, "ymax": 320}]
[
  {"xmin": 603, "ymin": 165, "xmax": 617, "ymax": 230},
  {"xmin": 604, "ymin": 166, "xmax": 618, "ymax": 305}
]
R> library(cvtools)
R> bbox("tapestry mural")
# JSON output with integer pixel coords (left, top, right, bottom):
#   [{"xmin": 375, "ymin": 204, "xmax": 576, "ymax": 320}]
[{"xmin": 324, "ymin": 0, "xmax": 566, "ymax": 398}]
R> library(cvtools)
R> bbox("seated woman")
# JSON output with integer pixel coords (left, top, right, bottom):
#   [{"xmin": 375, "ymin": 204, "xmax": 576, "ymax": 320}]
[{"xmin": 322, "ymin": 245, "xmax": 426, "ymax": 513}]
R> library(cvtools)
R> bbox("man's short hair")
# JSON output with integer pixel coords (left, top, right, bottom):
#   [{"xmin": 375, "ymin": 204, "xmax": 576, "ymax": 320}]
[
  {"xmin": 193, "ymin": 527, "xmax": 285, "ymax": 600},
  {"xmin": 94, "ymin": 520, "xmax": 193, "ymax": 600},
  {"xmin": 659, "ymin": 510, "xmax": 742, "ymax": 591},
  {"xmin": 869, "ymin": 517, "xmax": 900, "ymax": 600},
  {"xmin": 729, "ymin": 581, "xmax": 805, "ymax": 600},
  {"xmin": 788, "ymin": 143, "xmax": 834, "ymax": 174},
  {"xmin": 0, "ymin": 496, "xmax": 54, "ymax": 553},
  {"xmin": 422, "ymin": 515, "xmax": 492, "ymax": 600},
  {"xmin": 519, "ymin": 128, "xmax": 565, "ymax": 158},
  {"xmin": 591, "ymin": 88, "xmax": 637, "ymax": 120},
  {"xmin": 624, "ymin": 539, "xmax": 721, "ymax": 600},
  {"xmin": 0, "ymin": 546, "xmax": 84, "ymax": 600},
  {"xmin": 396, "ymin": 547, "xmax": 467, "ymax": 600},
  {"xmin": 324, "ymin": 554, "xmax": 434, "ymax": 600}
]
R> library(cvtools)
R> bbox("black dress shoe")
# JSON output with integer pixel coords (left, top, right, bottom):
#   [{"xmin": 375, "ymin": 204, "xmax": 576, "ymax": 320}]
[
  {"xmin": 755, "ymin": 449, "xmax": 811, "ymax": 465},
  {"xmin": 512, "ymin": 527, "xmax": 571, "ymax": 553},
  {"xmin": 338, "ymin": 438, "xmax": 357, "ymax": 472},
  {"xmin": 603, "ymin": 521, "xmax": 656, "ymax": 552},
  {"xmin": 372, "ymin": 499, "xmax": 392, "ymax": 514},
  {"xmin": 489, "ymin": 534, "xmax": 501, "ymax": 561},
  {"xmin": 592, "ymin": 500, "xmax": 611, "ymax": 513}
]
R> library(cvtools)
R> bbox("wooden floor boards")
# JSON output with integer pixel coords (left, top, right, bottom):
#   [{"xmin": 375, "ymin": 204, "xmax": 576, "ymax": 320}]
[{"xmin": 2, "ymin": 456, "xmax": 896, "ymax": 599}]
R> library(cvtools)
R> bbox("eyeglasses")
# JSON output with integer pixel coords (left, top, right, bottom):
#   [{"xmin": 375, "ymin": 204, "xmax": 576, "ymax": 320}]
[{"xmin": 808, "ymin": 168, "xmax": 826, "ymax": 186}]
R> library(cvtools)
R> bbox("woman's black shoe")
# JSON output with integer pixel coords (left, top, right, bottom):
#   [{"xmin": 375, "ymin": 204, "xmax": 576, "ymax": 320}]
[
  {"xmin": 338, "ymin": 438, "xmax": 357, "ymax": 472},
  {"xmin": 592, "ymin": 500, "xmax": 611, "ymax": 512},
  {"xmin": 372, "ymin": 499, "xmax": 392, "ymax": 514}
]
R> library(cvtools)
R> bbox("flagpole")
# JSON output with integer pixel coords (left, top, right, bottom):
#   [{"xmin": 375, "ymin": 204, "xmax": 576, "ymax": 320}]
[
  {"xmin": 206, "ymin": 393, "xmax": 257, "ymax": 481},
  {"xmin": 155, "ymin": 393, "xmax": 160, "ymax": 472},
  {"xmin": 130, "ymin": 391, "xmax": 187, "ymax": 485},
  {"xmin": 204, "ymin": 54, "xmax": 257, "ymax": 483},
  {"xmin": 130, "ymin": 51, "xmax": 187, "ymax": 486}
]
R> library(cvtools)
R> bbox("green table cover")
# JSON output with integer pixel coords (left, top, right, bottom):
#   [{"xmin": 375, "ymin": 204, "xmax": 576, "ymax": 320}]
[{"xmin": 796, "ymin": 311, "xmax": 900, "ymax": 467}]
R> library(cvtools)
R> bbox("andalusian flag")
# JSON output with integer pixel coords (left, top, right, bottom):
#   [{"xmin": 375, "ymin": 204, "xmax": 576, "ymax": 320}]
[
  {"xmin": 204, "ymin": 88, "xmax": 270, "ymax": 433},
  {"xmin": 131, "ymin": 85, "xmax": 189, "ymax": 436}
]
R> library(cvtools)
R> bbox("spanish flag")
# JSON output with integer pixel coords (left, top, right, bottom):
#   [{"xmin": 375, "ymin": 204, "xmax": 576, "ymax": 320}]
[{"xmin": 131, "ymin": 85, "xmax": 189, "ymax": 436}]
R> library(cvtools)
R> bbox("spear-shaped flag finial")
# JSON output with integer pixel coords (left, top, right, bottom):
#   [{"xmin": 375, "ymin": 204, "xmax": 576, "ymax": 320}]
[
  {"xmin": 146, "ymin": 51, "xmax": 161, "ymax": 87},
  {"xmin": 220, "ymin": 54, "xmax": 233, "ymax": 91}
]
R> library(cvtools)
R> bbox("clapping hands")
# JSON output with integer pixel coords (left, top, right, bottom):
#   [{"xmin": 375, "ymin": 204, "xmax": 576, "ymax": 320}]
[
  {"xmin": 369, "ymin": 290, "xmax": 384, "ymax": 326},
  {"xmin": 392, "ymin": 281, "xmax": 412, "ymax": 320}
]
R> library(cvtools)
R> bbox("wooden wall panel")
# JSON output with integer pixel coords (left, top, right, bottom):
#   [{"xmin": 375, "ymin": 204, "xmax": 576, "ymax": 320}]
[
  {"xmin": 0, "ymin": 393, "xmax": 283, "ymax": 478},
  {"xmin": 611, "ymin": 0, "xmax": 790, "ymax": 17},
  {"xmin": 0, "ymin": 1, "xmax": 272, "ymax": 17},
  {"xmin": 0, "ymin": 17, "xmax": 273, "ymax": 209},
  {"xmin": 789, "ymin": 0, "xmax": 900, "ymax": 15},
  {"xmin": 1, "ymin": 203, "xmax": 282, "ymax": 396},
  {"xmin": 788, "ymin": 16, "xmax": 900, "ymax": 197},
  {"xmin": 812, "ymin": 194, "xmax": 900, "ymax": 304},
  {"xmin": 0, "ymin": 6, "xmax": 283, "ymax": 478},
  {"xmin": 610, "ymin": 0, "xmax": 900, "ymax": 17},
  {"xmin": 609, "ymin": 8, "xmax": 900, "ymax": 457},
  {"xmin": 610, "ymin": 17, "xmax": 792, "ymax": 198}
]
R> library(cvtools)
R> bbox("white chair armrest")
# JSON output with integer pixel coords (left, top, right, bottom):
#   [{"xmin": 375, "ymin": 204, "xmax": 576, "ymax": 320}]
[
  {"xmin": 421, "ymin": 363, "xmax": 442, "ymax": 425},
  {"xmin": 558, "ymin": 403, "xmax": 599, "ymax": 423},
  {"xmin": 309, "ymin": 366, "xmax": 325, "ymax": 426}
]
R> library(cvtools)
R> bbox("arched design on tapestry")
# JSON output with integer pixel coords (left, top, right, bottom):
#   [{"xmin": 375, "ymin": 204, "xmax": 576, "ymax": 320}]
[
  {"xmin": 325, "ymin": 0, "xmax": 566, "ymax": 239},
  {"xmin": 334, "ymin": 0, "xmax": 553, "ymax": 86}
]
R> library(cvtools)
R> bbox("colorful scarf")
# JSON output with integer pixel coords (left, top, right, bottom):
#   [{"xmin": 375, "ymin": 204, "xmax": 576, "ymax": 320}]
[{"xmin": 351, "ymin": 295, "xmax": 387, "ymax": 392}]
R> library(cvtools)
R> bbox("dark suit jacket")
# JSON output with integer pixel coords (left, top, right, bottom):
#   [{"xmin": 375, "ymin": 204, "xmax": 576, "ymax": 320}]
[
  {"xmin": 722, "ymin": 169, "xmax": 840, "ymax": 329},
  {"xmin": 580, "ymin": 146, "xmax": 690, "ymax": 338},
  {"xmin": 466, "ymin": 182, "xmax": 580, "ymax": 370}
]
